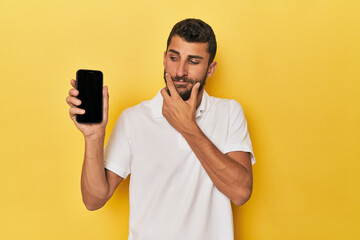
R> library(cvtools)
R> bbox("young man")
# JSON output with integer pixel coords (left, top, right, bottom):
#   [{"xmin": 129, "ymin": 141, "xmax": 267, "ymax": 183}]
[{"xmin": 66, "ymin": 18, "xmax": 255, "ymax": 240}]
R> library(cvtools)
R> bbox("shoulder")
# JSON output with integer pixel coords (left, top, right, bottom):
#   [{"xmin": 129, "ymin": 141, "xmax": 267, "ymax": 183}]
[
  {"xmin": 117, "ymin": 92, "xmax": 161, "ymax": 124},
  {"xmin": 207, "ymin": 95, "xmax": 244, "ymax": 113},
  {"xmin": 115, "ymin": 103, "xmax": 149, "ymax": 132},
  {"xmin": 122, "ymin": 99, "xmax": 151, "ymax": 115},
  {"xmin": 111, "ymin": 98, "xmax": 154, "ymax": 137},
  {"xmin": 205, "ymin": 95, "xmax": 246, "ymax": 125}
]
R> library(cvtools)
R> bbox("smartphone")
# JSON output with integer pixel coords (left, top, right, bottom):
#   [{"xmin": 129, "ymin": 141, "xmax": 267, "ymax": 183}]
[{"xmin": 75, "ymin": 69, "xmax": 103, "ymax": 123}]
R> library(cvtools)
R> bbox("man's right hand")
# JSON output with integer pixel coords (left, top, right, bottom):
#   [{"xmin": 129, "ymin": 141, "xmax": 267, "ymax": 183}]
[{"xmin": 66, "ymin": 79, "xmax": 109, "ymax": 138}]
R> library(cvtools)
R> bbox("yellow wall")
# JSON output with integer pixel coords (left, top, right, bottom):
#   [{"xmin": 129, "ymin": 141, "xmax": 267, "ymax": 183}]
[{"xmin": 0, "ymin": 0, "xmax": 359, "ymax": 239}]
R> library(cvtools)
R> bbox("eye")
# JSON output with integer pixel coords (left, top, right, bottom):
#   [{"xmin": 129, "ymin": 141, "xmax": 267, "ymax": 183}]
[
  {"xmin": 189, "ymin": 59, "xmax": 200, "ymax": 65},
  {"xmin": 170, "ymin": 56, "xmax": 178, "ymax": 61}
]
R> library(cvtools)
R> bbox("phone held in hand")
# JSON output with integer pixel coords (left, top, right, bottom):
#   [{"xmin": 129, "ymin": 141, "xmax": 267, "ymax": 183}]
[{"xmin": 76, "ymin": 69, "xmax": 103, "ymax": 124}]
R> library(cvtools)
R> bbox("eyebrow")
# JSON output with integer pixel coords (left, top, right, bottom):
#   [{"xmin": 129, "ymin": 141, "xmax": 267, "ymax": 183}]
[{"xmin": 168, "ymin": 49, "xmax": 204, "ymax": 60}]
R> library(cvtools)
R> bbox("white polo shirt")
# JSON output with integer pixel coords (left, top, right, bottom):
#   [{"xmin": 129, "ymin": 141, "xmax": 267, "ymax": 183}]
[{"xmin": 104, "ymin": 90, "xmax": 255, "ymax": 240}]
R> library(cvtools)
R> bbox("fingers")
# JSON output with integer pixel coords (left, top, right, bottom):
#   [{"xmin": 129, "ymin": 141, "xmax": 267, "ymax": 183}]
[
  {"xmin": 68, "ymin": 79, "xmax": 80, "ymax": 106},
  {"xmin": 69, "ymin": 79, "xmax": 79, "ymax": 98},
  {"xmin": 164, "ymin": 73, "xmax": 180, "ymax": 98},
  {"xmin": 67, "ymin": 78, "xmax": 81, "ymax": 104},
  {"xmin": 67, "ymin": 94, "xmax": 85, "ymax": 119},
  {"xmin": 69, "ymin": 107, "xmax": 85, "ymax": 116},
  {"xmin": 160, "ymin": 87, "xmax": 171, "ymax": 100},
  {"xmin": 188, "ymin": 82, "xmax": 200, "ymax": 105},
  {"xmin": 69, "ymin": 88, "xmax": 79, "ymax": 97},
  {"xmin": 66, "ymin": 95, "xmax": 81, "ymax": 107},
  {"xmin": 67, "ymin": 79, "xmax": 84, "ymax": 120},
  {"xmin": 70, "ymin": 79, "xmax": 76, "ymax": 88}
]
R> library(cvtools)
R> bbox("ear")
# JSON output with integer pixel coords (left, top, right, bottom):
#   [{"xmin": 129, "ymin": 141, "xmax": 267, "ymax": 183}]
[
  {"xmin": 163, "ymin": 51, "xmax": 167, "ymax": 67},
  {"xmin": 206, "ymin": 61, "xmax": 217, "ymax": 78}
]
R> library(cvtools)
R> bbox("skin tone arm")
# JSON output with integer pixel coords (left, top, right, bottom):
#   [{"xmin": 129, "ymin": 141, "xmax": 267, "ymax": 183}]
[
  {"xmin": 66, "ymin": 79, "xmax": 123, "ymax": 210},
  {"xmin": 161, "ymin": 73, "xmax": 253, "ymax": 206}
]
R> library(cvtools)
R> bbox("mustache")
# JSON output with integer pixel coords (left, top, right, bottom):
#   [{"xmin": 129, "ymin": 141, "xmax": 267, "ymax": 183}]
[{"xmin": 172, "ymin": 75, "xmax": 195, "ymax": 84}]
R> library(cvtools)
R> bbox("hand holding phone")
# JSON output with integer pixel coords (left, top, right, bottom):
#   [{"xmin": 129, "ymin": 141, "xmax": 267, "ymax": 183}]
[
  {"xmin": 66, "ymin": 70, "xmax": 109, "ymax": 138},
  {"xmin": 76, "ymin": 69, "xmax": 103, "ymax": 123}
]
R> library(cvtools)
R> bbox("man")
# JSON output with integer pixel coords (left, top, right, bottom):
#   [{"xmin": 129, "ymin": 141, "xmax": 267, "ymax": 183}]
[{"xmin": 66, "ymin": 18, "xmax": 255, "ymax": 240}]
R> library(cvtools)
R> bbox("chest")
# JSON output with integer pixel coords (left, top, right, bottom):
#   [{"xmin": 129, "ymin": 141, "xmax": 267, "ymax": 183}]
[{"xmin": 129, "ymin": 108, "xmax": 230, "ymax": 174}]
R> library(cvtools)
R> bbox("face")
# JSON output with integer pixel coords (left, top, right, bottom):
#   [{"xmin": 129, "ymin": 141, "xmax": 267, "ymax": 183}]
[{"xmin": 163, "ymin": 35, "xmax": 217, "ymax": 101}]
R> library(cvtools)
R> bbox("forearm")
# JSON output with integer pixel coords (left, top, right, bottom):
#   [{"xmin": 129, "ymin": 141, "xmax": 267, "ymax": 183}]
[
  {"xmin": 81, "ymin": 134, "xmax": 110, "ymax": 209},
  {"xmin": 182, "ymin": 124, "xmax": 252, "ymax": 206},
  {"xmin": 160, "ymin": 79, "xmax": 252, "ymax": 205}
]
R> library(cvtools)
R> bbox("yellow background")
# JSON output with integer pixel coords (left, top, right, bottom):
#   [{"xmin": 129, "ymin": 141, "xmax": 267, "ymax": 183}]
[{"xmin": 0, "ymin": 0, "xmax": 359, "ymax": 239}]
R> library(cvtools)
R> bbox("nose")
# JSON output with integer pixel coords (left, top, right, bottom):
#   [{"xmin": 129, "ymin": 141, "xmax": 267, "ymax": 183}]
[{"xmin": 176, "ymin": 61, "xmax": 187, "ymax": 78}]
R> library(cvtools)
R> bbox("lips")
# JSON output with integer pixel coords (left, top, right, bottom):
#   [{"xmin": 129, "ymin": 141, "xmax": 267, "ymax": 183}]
[
  {"xmin": 173, "ymin": 80, "xmax": 189, "ymax": 87},
  {"xmin": 172, "ymin": 81, "xmax": 189, "ymax": 90},
  {"xmin": 174, "ymin": 80, "xmax": 188, "ymax": 84}
]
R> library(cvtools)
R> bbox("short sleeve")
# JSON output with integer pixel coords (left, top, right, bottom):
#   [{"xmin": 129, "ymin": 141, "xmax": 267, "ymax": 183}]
[
  {"xmin": 223, "ymin": 100, "xmax": 256, "ymax": 165},
  {"xmin": 104, "ymin": 111, "xmax": 132, "ymax": 178}
]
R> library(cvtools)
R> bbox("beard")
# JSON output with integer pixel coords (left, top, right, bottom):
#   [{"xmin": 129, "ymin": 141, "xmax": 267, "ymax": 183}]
[{"xmin": 163, "ymin": 69, "xmax": 207, "ymax": 101}]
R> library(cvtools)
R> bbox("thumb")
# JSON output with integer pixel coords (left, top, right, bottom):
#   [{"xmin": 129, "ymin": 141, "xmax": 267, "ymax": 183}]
[{"xmin": 103, "ymin": 86, "xmax": 109, "ymax": 123}]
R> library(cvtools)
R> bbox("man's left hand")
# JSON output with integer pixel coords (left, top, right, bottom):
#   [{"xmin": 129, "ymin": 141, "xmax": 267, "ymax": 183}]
[{"xmin": 160, "ymin": 73, "xmax": 200, "ymax": 135}]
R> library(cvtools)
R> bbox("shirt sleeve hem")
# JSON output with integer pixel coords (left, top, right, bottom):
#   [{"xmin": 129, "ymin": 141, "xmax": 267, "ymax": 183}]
[
  {"xmin": 104, "ymin": 161, "xmax": 130, "ymax": 179},
  {"xmin": 223, "ymin": 144, "xmax": 256, "ymax": 165}
]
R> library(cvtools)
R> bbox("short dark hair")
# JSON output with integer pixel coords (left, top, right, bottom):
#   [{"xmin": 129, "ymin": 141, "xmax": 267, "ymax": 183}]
[{"xmin": 166, "ymin": 18, "xmax": 217, "ymax": 65}]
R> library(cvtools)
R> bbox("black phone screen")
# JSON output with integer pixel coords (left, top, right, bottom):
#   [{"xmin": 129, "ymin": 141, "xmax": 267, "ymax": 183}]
[{"xmin": 76, "ymin": 69, "xmax": 103, "ymax": 123}]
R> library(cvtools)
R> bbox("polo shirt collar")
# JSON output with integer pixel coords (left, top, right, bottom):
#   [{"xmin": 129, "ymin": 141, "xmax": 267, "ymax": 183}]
[{"xmin": 150, "ymin": 89, "xmax": 210, "ymax": 119}]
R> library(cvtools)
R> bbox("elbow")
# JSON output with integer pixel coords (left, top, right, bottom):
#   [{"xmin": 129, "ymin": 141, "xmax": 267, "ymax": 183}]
[
  {"xmin": 84, "ymin": 203, "xmax": 98, "ymax": 211},
  {"xmin": 232, "ymin": 184, "xmax": 253, "ymax": 207},
  {"xmin": 84, "ymin": 204, "xmax": 102, "ymax": 211},
  {"xmin": 81, "ymin": 180, "xmax": 110, "ymax": 211},
  {"xmin": 82, "ymin": 189, "xmax": 108, "ymax": 211},
  {"xmin": 232, "ymin": 188, "xmax": 252, "ymax": 206},
  {"xmin": 232, "ymin": 169, "xmax": 253, "ymax": 206},
  {"xmin": 83, "ymin": 198, "xmax": 106, "ymax": 211}
]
